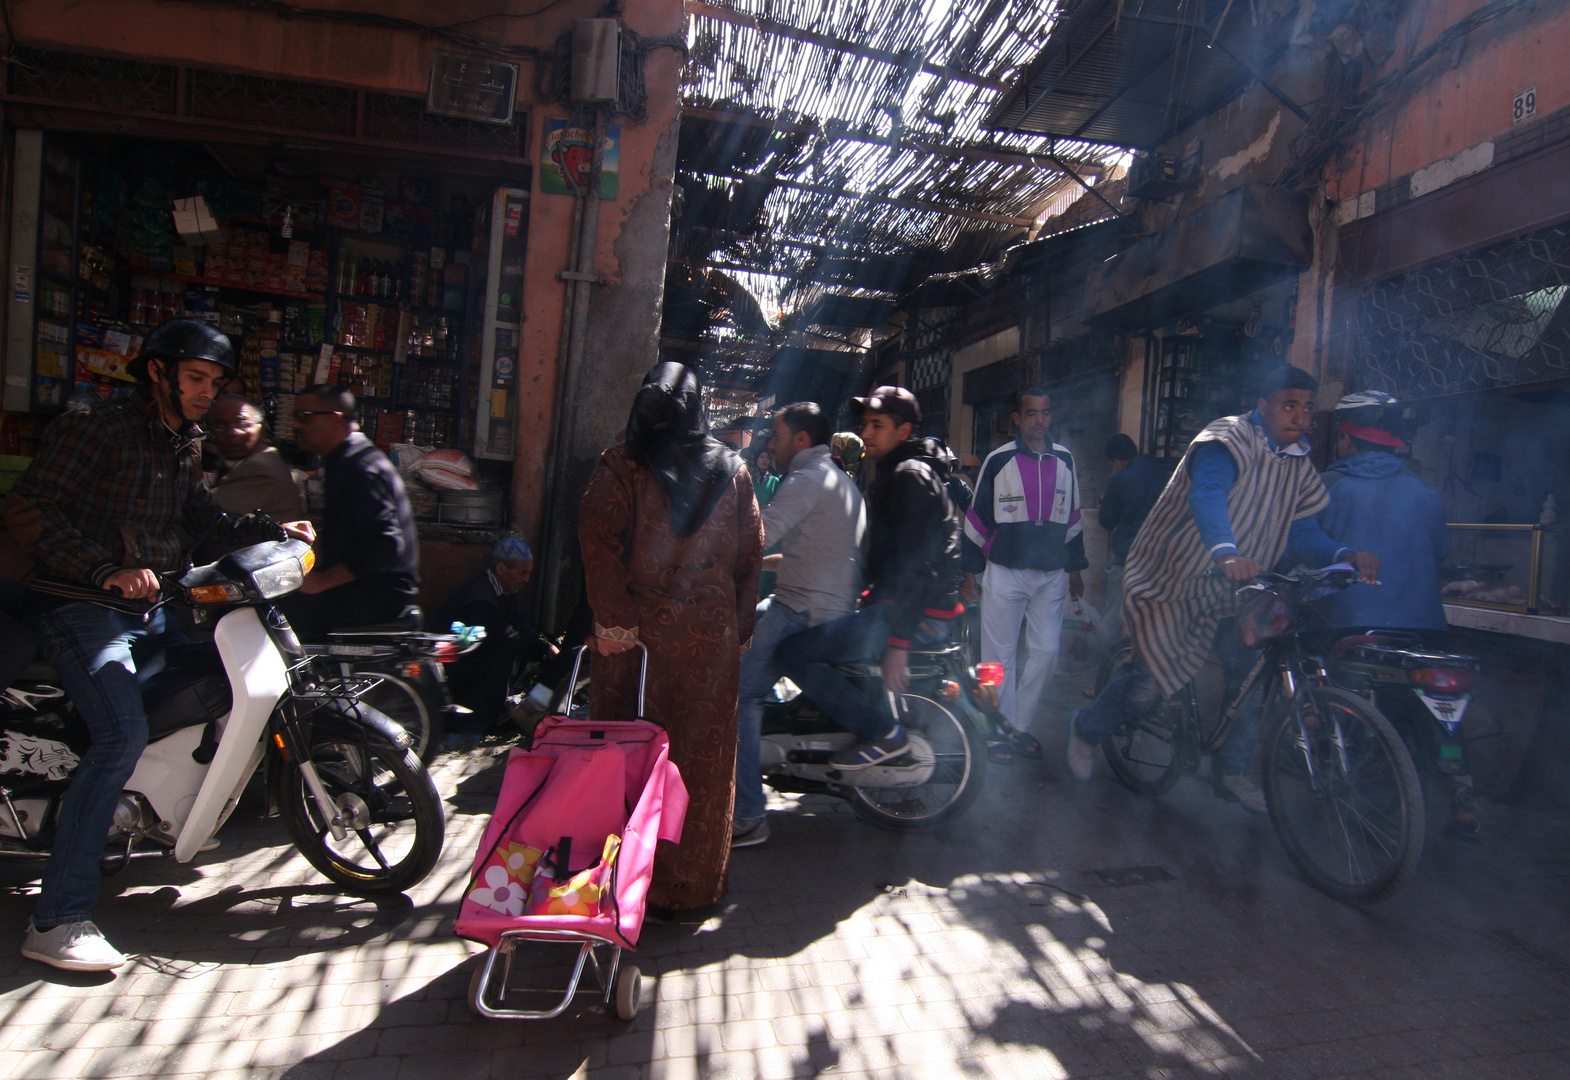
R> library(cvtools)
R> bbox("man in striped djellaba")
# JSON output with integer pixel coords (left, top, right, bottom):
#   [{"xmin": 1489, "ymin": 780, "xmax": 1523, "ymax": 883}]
[{"xmin": 1063, "ymin": 366, "xmax": 1379, "ymax": 814}]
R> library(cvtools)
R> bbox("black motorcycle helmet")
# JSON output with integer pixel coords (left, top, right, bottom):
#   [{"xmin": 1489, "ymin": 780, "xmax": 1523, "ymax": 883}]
[
  {"xmin": 129, "ymin": 319, "xmax": 236, "ymax": 426},
  {"xmin": 128, "ymin": 318, "xmax": 236, "ymax": 381}
]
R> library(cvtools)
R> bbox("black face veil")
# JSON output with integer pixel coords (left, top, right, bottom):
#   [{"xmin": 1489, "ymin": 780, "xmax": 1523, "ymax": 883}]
[{"xmin": 624, "ymin": 362, "xmax": 741, "ymax": 537}]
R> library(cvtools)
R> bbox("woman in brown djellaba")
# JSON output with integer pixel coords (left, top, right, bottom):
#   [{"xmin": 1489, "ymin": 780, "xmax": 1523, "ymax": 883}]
[{"xmin": 579, "ymin": 362, "xmax": 764, "ymax": 915}]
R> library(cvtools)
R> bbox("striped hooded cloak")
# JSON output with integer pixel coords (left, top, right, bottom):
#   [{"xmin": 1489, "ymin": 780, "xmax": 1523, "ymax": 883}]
[{"xmin": 1122, "ymin": 413, "xmax": 1330, "ymax": 695}]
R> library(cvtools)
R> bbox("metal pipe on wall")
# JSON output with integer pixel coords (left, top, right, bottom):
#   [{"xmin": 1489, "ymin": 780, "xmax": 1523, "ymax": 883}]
[{"xmin": 535, "ymin": 111, "xmax": 606, "ymax": 634}]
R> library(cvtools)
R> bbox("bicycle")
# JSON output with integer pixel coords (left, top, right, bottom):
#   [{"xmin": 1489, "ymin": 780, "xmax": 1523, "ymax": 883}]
[{"xmin": 1095, "ymin": 564, "xmax": 1424, "ymax": 905}]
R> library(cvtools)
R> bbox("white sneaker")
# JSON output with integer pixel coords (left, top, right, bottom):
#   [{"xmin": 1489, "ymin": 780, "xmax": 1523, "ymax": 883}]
[
  {"xmin": 21, "ymin": 920, "xmax": 126, "ymax": 972},
  {"xmin": 1220, "ymin": 774, "xmax": 1268, "ymax": 815}
]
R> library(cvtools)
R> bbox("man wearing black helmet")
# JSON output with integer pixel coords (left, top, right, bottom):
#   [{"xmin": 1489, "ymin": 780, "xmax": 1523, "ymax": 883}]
[{"xmin": 7, "ymin": 319, "xmax": 312, "ymax": 972}]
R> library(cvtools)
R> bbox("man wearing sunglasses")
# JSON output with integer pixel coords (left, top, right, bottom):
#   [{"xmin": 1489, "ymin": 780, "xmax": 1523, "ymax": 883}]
[{"xmin": 283, "ymin": 384, "xmax": 418, "ymax": 639}]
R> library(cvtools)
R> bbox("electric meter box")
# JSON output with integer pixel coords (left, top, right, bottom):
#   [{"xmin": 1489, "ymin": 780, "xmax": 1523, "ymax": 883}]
[{"xmin": 571, "ymin": 20, "xmax": 621, "ymax": 104}]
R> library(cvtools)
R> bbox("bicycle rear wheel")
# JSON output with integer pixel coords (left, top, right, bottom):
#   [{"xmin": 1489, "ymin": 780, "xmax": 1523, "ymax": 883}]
[
  {"xmin": 1096, "ymin": 641, "xmax": 1186, "ymax": 797},
  {"xmin": 1264, "ymin": 686, "xmax": 1423, "ymax": 905}
]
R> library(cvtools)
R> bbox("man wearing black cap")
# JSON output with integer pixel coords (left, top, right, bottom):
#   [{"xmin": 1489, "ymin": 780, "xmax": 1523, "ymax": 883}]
[{"xmin": 777, "ymin": 386, "xmax": 963, "ymax": 769}]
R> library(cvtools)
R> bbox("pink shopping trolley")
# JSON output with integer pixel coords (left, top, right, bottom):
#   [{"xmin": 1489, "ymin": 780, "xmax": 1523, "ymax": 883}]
[{"xmin": 456, "ymin": 645, "xmax": 687, "ymax": 1020}]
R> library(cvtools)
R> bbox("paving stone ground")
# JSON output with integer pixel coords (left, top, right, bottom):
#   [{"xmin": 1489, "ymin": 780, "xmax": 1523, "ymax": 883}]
[{"xmin": 2, "ymin": 660, "xmax": 1568, "ymax": 1080}]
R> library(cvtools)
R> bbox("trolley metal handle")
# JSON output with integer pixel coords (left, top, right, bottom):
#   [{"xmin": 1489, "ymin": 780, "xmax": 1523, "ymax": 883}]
[{"xmin": 565, "ymin": 640, "xmax": 650, "ymax": 717}]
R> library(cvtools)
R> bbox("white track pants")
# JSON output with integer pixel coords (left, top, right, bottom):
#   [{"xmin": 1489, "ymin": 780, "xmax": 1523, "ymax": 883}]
[{"xmin": 980, "ymin": 563, "xmax": 1068, "ymax": 730}]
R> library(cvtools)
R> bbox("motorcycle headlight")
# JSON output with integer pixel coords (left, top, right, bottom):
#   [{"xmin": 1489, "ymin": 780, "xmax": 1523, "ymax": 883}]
[{"xmin": 252, "ymin": 557, "xmax": 306, "ymax": 599}]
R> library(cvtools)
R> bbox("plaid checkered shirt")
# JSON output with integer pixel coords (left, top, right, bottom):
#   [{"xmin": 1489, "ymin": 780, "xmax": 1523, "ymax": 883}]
[{"xmin": 12, "ymin": 390, "xmax": 278, "ymax": 586}]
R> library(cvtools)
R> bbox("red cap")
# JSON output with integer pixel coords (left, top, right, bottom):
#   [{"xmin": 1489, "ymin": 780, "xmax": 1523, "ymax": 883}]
[{"xmin": 1338, "ymin": 420, "xmax": 1405, "ymax": 448}]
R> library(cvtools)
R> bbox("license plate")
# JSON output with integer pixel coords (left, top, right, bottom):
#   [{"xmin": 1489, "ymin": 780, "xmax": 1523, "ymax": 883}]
[{"xmin": 1417, "ymin": 691, "xmax": 1470, "ymax": 732}]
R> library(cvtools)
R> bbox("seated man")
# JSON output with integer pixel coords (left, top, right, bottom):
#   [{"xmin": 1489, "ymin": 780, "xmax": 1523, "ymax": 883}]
[
  {"xmin": 1065, "ymin": 366, "xmax": 1378, "ymax": 813},
  {"xmin": 204, "ymin": 393, "xmax": 303, "ymax": 528},
  {"xmin": 777, "ymin": 387, "xmax": 962, "ymax": 770},
  {"xmin": 733, "ymin": 402, "xmax": 866, "ymax": 847},
  {"xmin": 282, "ymin": 384, "xmax": 418, "ymax": 639},
  {"xmin": 433, "ymin": 536, "xmax": 555, "ymax": 736}
]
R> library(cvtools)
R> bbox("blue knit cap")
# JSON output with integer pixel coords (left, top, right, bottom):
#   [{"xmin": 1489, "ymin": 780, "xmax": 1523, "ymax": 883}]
[{"xmin": 491, "ymin": 536, "xmax": 533, "ymax": 563}]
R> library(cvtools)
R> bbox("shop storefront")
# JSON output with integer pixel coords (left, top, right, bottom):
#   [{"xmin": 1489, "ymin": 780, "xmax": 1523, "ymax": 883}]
[
  {"xmin": 1333, "ymin": 142, "xmax": 1570, "ymax": 805},
  {"xmin": 0, "ymin": 47, "xmax": 539, "ymax": 602}
]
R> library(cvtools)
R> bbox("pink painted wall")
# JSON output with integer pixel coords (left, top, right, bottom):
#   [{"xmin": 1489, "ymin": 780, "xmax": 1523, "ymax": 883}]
[{"xmin": 1328, "ymin": 0, "xmax": 1570, "ymax": 200}]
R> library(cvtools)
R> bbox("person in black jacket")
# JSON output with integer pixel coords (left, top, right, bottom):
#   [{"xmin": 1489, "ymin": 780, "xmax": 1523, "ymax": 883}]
[
  {"xmin": 1098, "ymin": 434, "xmax": 1163, "ymax": 644},
  {"xmin": 282, "ymin": 384, "xmax": 419, "ymax": 639},
  {"xmin": 777, "ymin": 386, "xmax": 963, "ymax": 769}
]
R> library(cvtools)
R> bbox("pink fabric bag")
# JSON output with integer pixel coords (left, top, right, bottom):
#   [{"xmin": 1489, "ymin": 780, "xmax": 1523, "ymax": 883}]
[{"xmin": 455, "ymin": 716, "xmax": 687, "ymax": 950}]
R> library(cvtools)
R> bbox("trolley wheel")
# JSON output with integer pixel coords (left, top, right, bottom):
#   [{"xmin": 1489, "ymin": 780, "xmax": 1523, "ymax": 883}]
[{"xmin": 613, "ymin": 964, "xmax": 642, "ymax": 1020}]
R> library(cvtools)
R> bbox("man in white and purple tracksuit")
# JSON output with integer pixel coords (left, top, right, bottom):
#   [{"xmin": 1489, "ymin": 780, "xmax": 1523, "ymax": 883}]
[{"xmin": 962, "ymin": 387, "xmax": 1087, "ymax": 737}]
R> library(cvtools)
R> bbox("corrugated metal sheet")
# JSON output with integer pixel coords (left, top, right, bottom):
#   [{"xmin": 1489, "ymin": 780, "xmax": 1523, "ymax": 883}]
[{"xmin": 986, "ymin": 0, "xmax": 1292, "ymax": 150}]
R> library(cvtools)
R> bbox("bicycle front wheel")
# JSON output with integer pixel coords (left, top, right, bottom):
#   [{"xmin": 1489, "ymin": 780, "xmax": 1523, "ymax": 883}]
[{"xmin": 1264, "ymin": 686, "xmax": 1423, "ymax": 905}]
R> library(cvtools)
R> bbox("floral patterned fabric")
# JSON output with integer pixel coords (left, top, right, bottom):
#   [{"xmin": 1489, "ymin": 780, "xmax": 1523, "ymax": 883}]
[
  {"xmin": 465, "ymin": 835, "xmax": 621, "ymax": 920},
  {"xmin": 579, "ymin": 445, "xmax": 764, "ymax": 911}
]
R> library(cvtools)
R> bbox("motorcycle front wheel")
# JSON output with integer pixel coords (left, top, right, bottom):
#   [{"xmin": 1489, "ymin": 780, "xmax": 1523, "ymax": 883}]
[
  {"xmin": 272, "ymin": 736, "xmax": 445, "ymax": 893},
  {"xmin": 848, "ymin": 693, "xmax": 985, "ymax": 830},
  {"xmin": 1263, "ymin": 686, "xmax": 1423, "ymax": 905}
]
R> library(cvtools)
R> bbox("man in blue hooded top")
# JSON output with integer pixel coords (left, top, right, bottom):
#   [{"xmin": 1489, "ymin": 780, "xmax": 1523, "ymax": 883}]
[{"xmin": 1316, "ymin": 391, "xmax": 1448, "ymax": 634}]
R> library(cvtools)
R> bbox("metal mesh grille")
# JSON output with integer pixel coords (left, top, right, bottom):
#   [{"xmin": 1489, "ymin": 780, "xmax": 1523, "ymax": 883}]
[
  {"xmin": 363, "ymin": 92, "xmax": 525, "ymax": 156},
  {"xmin": 1351, "ymin": 221, "xmax": 1570, "ymax": 397},
  {"xmin": 8, "ymin": 48, "xmax": 177, "ymax": 114},
  {"xmin": 902, "ymin": 307, "xmax": 963, "ymax": 391},
  {"xmin": 188, "ymin": 70, "xmax": 358, "ymax": 134}
]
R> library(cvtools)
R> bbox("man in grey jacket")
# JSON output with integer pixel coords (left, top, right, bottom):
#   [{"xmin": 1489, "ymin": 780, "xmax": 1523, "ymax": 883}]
[{"xmin": 733, "ymin": 402, "xmax": 867, "ymax": 848}]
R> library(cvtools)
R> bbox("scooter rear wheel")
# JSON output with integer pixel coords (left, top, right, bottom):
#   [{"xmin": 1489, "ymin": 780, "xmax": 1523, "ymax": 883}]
[
  {"xmin": 353, "ymin": 671, "xmax": 445, "ymax": 764},
  {"xmin": 272, "ymin": 736, "xmax": 445, "ymax": 893},
  {"xmin": 847, "ymin": 693, "xmax": 985, "ymax": 830}
]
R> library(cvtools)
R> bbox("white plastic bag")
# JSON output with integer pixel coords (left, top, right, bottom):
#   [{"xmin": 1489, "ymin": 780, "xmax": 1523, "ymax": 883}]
[
  {"xmin": 389, "ymin": 442, "xmax": 433, "ymax": 476},
  {"xmin": 1063, "ymin": 598, "xmax": 1110, "ymax": 664}
]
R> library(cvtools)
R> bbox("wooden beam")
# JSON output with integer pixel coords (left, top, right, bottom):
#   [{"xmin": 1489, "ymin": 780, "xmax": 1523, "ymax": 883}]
[
  {"xmin": 694, "ymin": 167, "xmax": 1037, "ymax": 226},
  {"xmin": 683, "ymin": 105, "xmax": 1099, "ymax": 175},
  {"xmin": 685, "ymin": 0, "xmax": 1006, "ymax": 91}
]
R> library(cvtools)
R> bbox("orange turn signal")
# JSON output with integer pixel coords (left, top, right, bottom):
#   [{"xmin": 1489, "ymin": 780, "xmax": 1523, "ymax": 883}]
[
  {"xmin": 189, "ymin": 583, "xmax": 244, "ymax": 604},
  {"xmin": 938, "ymin": 680, "xmax": 962, "ymax": 701}
]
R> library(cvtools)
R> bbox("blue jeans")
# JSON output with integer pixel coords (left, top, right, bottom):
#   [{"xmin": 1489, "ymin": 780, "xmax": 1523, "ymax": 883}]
[
  {"xmin": 26, "ymin": 599, "xmax": 182, "ymax": 928},
  {"xmin": 1073, "ymin": 623, "xmax": 1264, "ymax": 777},
  {"xmin": 734, "ymin": 597, "xmax": 812, "ymax": 825},
  {"xmin": 776, "ymin": 604, "xmax": 949, "ymax": 742}
]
